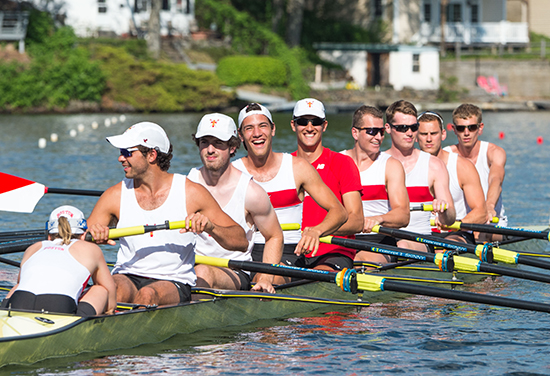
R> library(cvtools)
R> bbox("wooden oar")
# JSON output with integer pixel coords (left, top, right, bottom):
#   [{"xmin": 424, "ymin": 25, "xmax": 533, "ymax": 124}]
[
  {"xmin": 195, "ymin": 255, "xmax": 550, "ymax": 313},
  {"xmin": 320, "ymin": 235, "xmax": 550, "ymax": 285},
  {"xmin": 0, "ymin": 172, "xmax": 103, "ymax": 213},
  {"xmin": 445, "ymin": 220, "xmax": 550, "ymax": 241},
  {"xmin": 372, "ymin": 225, "xmax": 550, "ymax": 270}
]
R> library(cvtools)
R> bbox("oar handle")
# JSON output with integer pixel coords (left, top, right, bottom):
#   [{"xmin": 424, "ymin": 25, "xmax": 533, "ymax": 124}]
[
  {"xmin": 431, "ymin": 218, "xmax": 500, "ymax": 229},
  {"xmin": 436, "ymin": 220, "xmax": 550, "ymax": 240},
  {"xmin": 410, "ymin": 203, "xmax": 447, "ymax": 212}
]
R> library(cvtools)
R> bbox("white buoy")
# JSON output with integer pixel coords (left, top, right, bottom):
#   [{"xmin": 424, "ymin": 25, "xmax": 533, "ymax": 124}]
[
  {"xmin": 70, "ymin": 129, "xmax": 77, "ymax": 137},
  {"xmin": 111, "ymin": 116, "xmax": 118, "ymax": 124},
  {"xmin": 91, "ymin": 121, "xmax": 99, "ymax": 129},
  {"xmin": 50, "ymin": 133, "xmax": 58, "ymax": 142},
  {"xmin": 104, "ymin": 118, "xmax": 111, "ymax": 127},
  {"xmin": 78, "ymin": 124, "xmax": 85, "ymax": 132},
  {"xmin": 38, "ymin": 138, "xmax": 47, "ymax": 149},
  {"xmin": 120, "ymin": 114, "xmax": 126, "ymax": 122}
]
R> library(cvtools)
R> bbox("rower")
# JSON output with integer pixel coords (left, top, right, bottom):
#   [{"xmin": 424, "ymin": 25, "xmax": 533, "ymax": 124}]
[
  {"xmin": 290, "ymin": 98, "xmax": 364, "ymax": 271},
  {"xmin": 2, "ymin": 206, "xmax": 116, "ymax": 316},
  {"xmin": 341, "ymin": 105, "xmax": 410, "ymax": 263},
  {"xmin": 444, "ymin": 104, "xmax": 507, "ymax": 241},
  {"xmin": 417, "ymin": 111, "xmax": 488, "ymax": 244},
  {"xmin": 233, "ymin": 103, "xmax": 348, "ymax": 272},
  {"xmin": 188, "ymin": 113, "xmax": 283, "ymax": 293},
  {"xmin": 87, "ymin": 122, "xmax": 248, "ymax": 306},
  {"xmin": 384, "ymin": 100, "xmax": 456, "ymax": 252}
]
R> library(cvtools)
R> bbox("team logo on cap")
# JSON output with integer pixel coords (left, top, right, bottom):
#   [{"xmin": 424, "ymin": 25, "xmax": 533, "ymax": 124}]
[
  {"xmin": 57, "ymin": 210, "xmax": 74, "ymax": 218},
  {"xmin": 210, "ymin": 119, "xmax": 218, "ymax": 127},
  {"xmin": 143, "ymin": 138, "xmax": 148, "ymax": 143},
  {"xmin": 306, "ymin": 101, "xmax": 314, "ymax": 108}
]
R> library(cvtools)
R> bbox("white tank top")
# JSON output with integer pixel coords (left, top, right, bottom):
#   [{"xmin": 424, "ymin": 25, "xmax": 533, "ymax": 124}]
[
  {"xmin": 358, "ymin": 152, "xmax": 392, "ymax": 218},
  {"xmin": 233, "ymin": 153, "xmax": 302, "ymax": 244},
  {"xmin": 16, "ymin": 239, "xmax": 90, "ymax": 304},
  {"xmin": 447, "ymin": 152, "xmax": 469, "ymax": 221},
  {"xmin": 403, "ymin": 151, "xmax": 433, "ymax": 234},
  {"xmin": 444, "ymin": 142, "xmax": 507, "ymax": 225},
  {"xmin": 188, "ymin": 168, "xmax": 255, "ymax": 262},
  {"xmin": 112, "ymin": 174, "xmax": 196, "ymax": 286}
]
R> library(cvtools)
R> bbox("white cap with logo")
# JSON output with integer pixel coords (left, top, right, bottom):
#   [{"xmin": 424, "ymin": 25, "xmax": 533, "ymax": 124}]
[
  {"xmin": 238, "ymin": 103, "xmax": 273, "ymax": 127},
  {"xmin": 293, "ymin": 98, "xmax": 326, "ymax": 119},
  {"xmin": 106, "ymin": 122, "xmax": 170, "ymax": 153},
  {"xmin": 46, "ymin": 205, "xmax": 88, "ymax": 234},
  {"xmin": 195, "ymin": 113, "xmax": 238, "ymax": 141}
]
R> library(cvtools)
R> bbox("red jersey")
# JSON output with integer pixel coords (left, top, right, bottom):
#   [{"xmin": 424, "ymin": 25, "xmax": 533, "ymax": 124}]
[{"xmin": 292, "ymin": 147, "xmax": 362, "ymax": 259}]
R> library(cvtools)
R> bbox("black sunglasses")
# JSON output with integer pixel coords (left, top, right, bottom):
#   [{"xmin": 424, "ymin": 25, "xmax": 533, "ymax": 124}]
[
  {"xmin": 453, "ymin": 124, "xmax": 480, "ymax": 132},
  {"xmin": 389, "ymin": 122, "xmax": 419, "ymax": 133},
  {"xmin": 355, "ymin": 127, "xmax": 385, "ymax": 136},
  {"xmin": 294, "ymin": 117, "xmax": 325, "ymax": 126},
  {"xmin": 120, "ymin": 147, "xmax": 139, "ymax": 158}
]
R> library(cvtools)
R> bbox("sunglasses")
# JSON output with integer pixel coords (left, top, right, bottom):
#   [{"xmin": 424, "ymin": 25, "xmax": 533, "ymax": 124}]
[
  {"xmin": 453, "ymin": 124, "xmax": 480, "ymax": 132},
  {"xmin": 294, "ymin": 117, "xmax": 326, "ymax": 126},
  {"xmin": 355, "ymin": 127, "xmax": 385, "ymax": 136},
  {"xmin": 119, "ymin": 147, "xmax": 139, "ymax": 158},
  {"xmin": 389, "ymin": 122, "xmax": 419, "ymax": 133}
]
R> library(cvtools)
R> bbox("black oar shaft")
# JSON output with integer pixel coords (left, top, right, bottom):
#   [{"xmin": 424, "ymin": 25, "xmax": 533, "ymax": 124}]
[
  {"xmin": 0, "ymin": 257, "xmax": 20, "ymax": 267},
  {"xmin": 46, "ymin": 188, "xmax": 103, "ymax": 196},
  {"xmin": 0, "ymin": 238, "xmax": 42, "ymax": 255},
  {"xmin": 478, "ymin": 262, "xmax": 550, "ymax": 284},
  {"xmin": 226, "ymin": 259, "xmax": 336, "ymax": 283},
  {"xmin": 517, "ymin": 255, "xmax": 550, "ymax": 270},
  {"xmin": 0, "ymin": 229, "xmax": 46, "ymax": 238},
  {"xmin": 382, "ymin": 279, "xmax": 550, "ymax": 313},
  {"xmin": 457, "ymin": 222, "xmax": 549, "ymax": 240}
]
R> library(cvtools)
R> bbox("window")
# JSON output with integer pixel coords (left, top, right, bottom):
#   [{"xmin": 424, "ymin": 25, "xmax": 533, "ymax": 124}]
[
  {"xmin": 373, "ymin": 0, "xmax": 383, "ymax": 18},
  {"xmin": 423, "ymin": 2, "xmax": 431, "ymax": 22},
  {"xmin": 447, "ymin": 3, "xmax": 462, "ymax": 22},
  {"xmin": 471, "ymin": 4, "xmax": 479, "ymax": 23},
  {"xmin": 134, "ymin": 0, "xmax": 147, "ymax": 13},
  {"xmin": 162, "ymin": 0, "xmax": 170, "ymax": 11},
  {"xmin": 98, "ymin": 0, "xmax": 107, "ymax": 13},
  {"xmin": 412, "ymin": 54, "xmax": 420, "ymax": 73}
]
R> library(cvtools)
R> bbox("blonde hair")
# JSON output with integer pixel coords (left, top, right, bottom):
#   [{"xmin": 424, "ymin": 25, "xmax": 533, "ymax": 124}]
[{"xmin": 54, "ymin": 216, "xmax": 77, "ymax": 245}]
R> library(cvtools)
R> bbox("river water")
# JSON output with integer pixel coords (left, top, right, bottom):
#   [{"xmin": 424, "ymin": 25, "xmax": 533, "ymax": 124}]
[{"xmin": 1, "ymin": 110, "xmax": 550, "ymax": 374}]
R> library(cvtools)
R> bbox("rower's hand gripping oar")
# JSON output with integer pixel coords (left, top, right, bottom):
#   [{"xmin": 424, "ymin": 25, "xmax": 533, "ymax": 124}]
[
  {"xmin": 320, "ymin": 235, "xmax": 550, "ymax": 285},
  {"xmin": 195, "ymin": 255, "xmax": 550, "ymax": 314},
  {"xmin": 85, "ymin": 222, "xmax": 301, "ymax": 241},
  {"xmin": 0, "ymin": 172, "xmax": 103, "ymax": 213}
]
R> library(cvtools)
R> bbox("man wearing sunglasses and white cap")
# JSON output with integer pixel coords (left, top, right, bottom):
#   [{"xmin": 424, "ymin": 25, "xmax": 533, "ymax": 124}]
[
  {"xmin": 234, "ymin": 103, "xmax": 347, "ymax": 273},
  {"xmin": 88, "ymin": 121, "xmax": 248, "ymax": 306},
  {"xmin": 188, "ymin": 113, "xmax": 283, "ymax": 293},
  {"xmin": 417, "ymin": 110, "xmax": 488, "ymax": 244},
  {"xmin": 444, "ymin": 104, "xmax": 507, "ymax": 236},
  {"xmin": 341, "ymin": 105, "xmax": 410, "ymax": 263},
  {"xmin": 290, "ymin": 98, "xmax": 364, "ymax": 271},
  {"xmin": 384, "ymin": 100, "xmax": 456, "ymax": 252}
]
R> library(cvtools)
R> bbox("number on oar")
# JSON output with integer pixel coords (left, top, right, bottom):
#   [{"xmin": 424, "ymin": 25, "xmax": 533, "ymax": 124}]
[
  {"xmin": 195, "ymin": 255, "xmax": 550, "ymax": 314},
  {"xmin": 0, "ymin": 172, "xmax": 103, "ymax": 213},
  {"xmin": 444, "ymin": 220, "xmax": 550, "ymax": 241}
]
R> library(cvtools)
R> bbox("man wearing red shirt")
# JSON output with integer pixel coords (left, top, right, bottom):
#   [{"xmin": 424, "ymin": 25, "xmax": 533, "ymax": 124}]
[{"xmin": 291, "ymin": 98, "xmax": 364, "ymax": 271}]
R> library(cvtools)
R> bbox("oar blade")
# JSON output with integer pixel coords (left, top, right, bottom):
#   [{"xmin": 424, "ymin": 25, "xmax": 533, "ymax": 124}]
[{"xmin": 0, "ymin": 173, "xmax": 45, "ymax": 213}]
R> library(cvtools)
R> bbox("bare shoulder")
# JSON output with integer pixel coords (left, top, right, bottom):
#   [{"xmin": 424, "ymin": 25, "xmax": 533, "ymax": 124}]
[
  {"xmin": 446, "ymin": 144, "xmax": 458, "ymax": 153},
  {"xmin": 457, "ymin": 154, "xmax": 476, "ymax": 170},
  {"xmin": 292, "ymin": 154, "xmax": 317, "ymax": 177},
  {"xmin": 429, "ymin": 154, "xmax": 447, "ymax": 171},
  {"xmin": 73, "ymin": 239, "xmax": 103, "ymax": 255},
  {"xmin": 245, "ymin": 179, "xmax": 272, "ymax": 214},
  {"xmin": 386, "ymin": 156, "xmax": 405, "ymax": 172},
  {"xmin": 487, "ymin": 142, "xmax": 507, "ymax": 161}
]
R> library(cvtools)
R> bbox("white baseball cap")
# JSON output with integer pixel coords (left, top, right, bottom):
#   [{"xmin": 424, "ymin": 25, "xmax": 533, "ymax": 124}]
[
  {"xmin": 106, "ymin": 122, "xmax": 170, "ymax": 153},
  {"xmin": 47, "ymin": 205, "xmax": 87, "ymax": 235},
  {"xmin": 238, "ymin": 103, "xmax": 273, "ymax": 127},
  {"xmin": 195, "ymin": 113, "xmax": 238, "ymax": 141},
  {"xmin": 293, "ymin": 98, "xmax": 326, "ymax": 119}
]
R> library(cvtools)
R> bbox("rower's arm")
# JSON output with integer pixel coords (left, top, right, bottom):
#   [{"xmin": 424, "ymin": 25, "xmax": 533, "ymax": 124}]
[
  {"xmin": 429, "ymin": 156, "xmax": 456, "ymax": 226},
  {"xmin": 333, "ymin": 190, "xmax": 363, "ymax": 236},
  {"xmin": 375, "ymin": 157, "xmax": 410, "ymax": 229},
  {"xmin": 88, "ymin": 243, "xmax": 117, "ymax": 314},
  {"xmin": 245, "ymin": 182, "xmax": 283, "ymax": 292},
  {"xmin": 486, "ymin": 143, "xmax": 507, "ymax": 218},
  {"xmin": 184, "ymin": 179, "xmax": 249, "ymax": 252},
  {"xmin": 87, "ymin": 183, "xmax": 122, "ymax": 246},
  {"xmin": 457, "ymin": 156, "xmax": 488, "ymax": 224}
]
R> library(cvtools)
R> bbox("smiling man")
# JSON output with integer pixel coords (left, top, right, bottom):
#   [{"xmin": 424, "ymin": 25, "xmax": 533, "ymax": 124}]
[
  {"xmin": 384, "ymin": 100, "xmax": 456, "ymax": 252},
  {"xmin": 188, "ymin": 113, "xmax": 283, "ymax": 293},
  {"xmin": 290, "ymin": 98, "xmax": 364, "ymax": 271},
  {"xmin": 87, "ymin": 122, "xmax": 248, "ymax": 306},
  {"xmin": 444, "ymin": 104, "xmax": 507, "ymax": 230},
  {"xmin": 341, "ymin": 105, "xmax": 409, "ymax": 262},
  {"xmin": 233, "ymin": 103, "xmax": 347, "ymax": 272}
]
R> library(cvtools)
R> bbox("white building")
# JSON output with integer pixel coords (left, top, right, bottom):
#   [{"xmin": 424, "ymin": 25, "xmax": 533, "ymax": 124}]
[
  {"xmin": 31, "ymin": 0, "xmax": 195, "ymax": 38},
  {"xmin": 316, "ymin": 43, "xmax": 439, "ymax": 91}
]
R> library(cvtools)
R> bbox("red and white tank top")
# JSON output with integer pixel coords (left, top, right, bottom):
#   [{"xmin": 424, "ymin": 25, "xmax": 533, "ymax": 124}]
[
  {"xmin": 113, "ymin": 174, "xmax": 196, "ymax": 286},
  {"xmin": 359, "ymin": 152, "xmax": 391, "ymax": 218},
  {"xmin": 403, "ymin": 151, "xmax": 434, "ymax": 234},
  {"xmin": 16, "ymin": 239, "xmax": 91, "ymax": 304},
  {"xmin": 233, "ymin": 153, "xmax": 302, "ymax": 244},
  {"xmin": 188, "ymin": 168, "xmax": 255, "ymax": 262}
]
